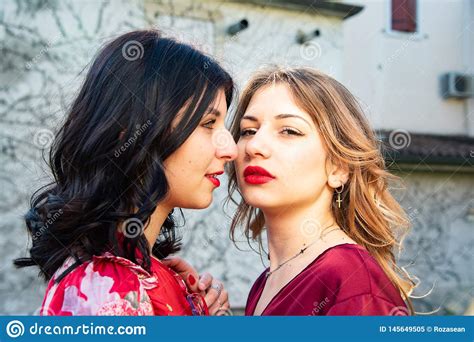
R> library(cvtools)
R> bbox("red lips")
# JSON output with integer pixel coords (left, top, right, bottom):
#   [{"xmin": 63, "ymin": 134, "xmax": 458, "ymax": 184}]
[
  {"xmin": 243, "ymin": 166, "xmax": 275, "ymax": 185},
  {"xmin": 205, "ymin": 171, "xmax": 224, "ymax": 187}
]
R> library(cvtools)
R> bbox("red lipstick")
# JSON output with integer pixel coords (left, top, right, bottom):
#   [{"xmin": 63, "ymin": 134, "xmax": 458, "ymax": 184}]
[
  {"xmin": 205, "ymin": 171, "xmax": 223, "ymax": 187},
  {"xmin": 243, "ymin": 166, "xmax": 275, "ymax": 185}
]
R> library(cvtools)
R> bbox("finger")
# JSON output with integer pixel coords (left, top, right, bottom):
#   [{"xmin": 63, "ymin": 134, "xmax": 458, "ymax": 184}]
[
  {"xmin": 203, "ymin": 279, "xmax": 223, "ymax": 308},
  {"xmin": 206, "ymin": 281, "xmax": 225, "ymax": 311},
  {"xmin": 204, "ymin": 284, "xmax": 220, "ymax": 308},
  {"xmin": 185, "ymin": 273, "xmax": 200, "ymax": 293},
  {"xmin": 209, "ymin": 290, "xmax": 230, "ymax": 316},
  {"xmin": 211, "ymin": 289, "xmax": 229, "ymax": 311},
  {"xmin": 161, "ymin": 257, "xmax": 195, "ymax": 274},
  {"xmin": 215, "ymin": 303, "xmax": 231, "ymax": 316},
  {"xmin": 198, "ymin": 272, "xmax": 213, "ymax": 292},
  {"xmin": 162, "ymin": 257, "xmax": 200, "ymax": 292},
  {"xmin": 220, "ymin": 289, "xmax": 229, "ymax": 307}
]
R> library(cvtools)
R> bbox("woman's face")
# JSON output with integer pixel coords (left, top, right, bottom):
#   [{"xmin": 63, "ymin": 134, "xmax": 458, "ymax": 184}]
[
  {"xmin": 164, "ymin": 89, "xmax": 238, "ymax": 209},
  {"xmin": 235, "ymin": 83, "xmax": 331, "ymax": 211}
]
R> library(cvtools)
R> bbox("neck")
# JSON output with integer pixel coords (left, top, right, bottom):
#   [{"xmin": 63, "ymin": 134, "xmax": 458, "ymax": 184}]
[
  {"xmin": 263, "ymin": 199, "xmax": 336, "ymax": 268},
  {"xmin": 144, "ymin": 204, "xmax": 173, "ymax": 253}
]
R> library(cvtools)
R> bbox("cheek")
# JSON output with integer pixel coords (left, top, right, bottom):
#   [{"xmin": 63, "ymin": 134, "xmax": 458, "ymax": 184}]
[
  {"xmin": 235, "ymin": 141, "xmax": 246, "ymax": 168},
  {"xmin": 282, "ymin": 141, "xmax": 328, "ymax": 192},
  {"xmin": 165, "ymin": 139, "xmax": 209, "ymax": 184},
  {"xmin": 181, "ymin": 132, "xmax": 215, "ymax": 169},
  {"xmin": 163, "ymin": 133, "xmax": 216, "ymax": 208}
]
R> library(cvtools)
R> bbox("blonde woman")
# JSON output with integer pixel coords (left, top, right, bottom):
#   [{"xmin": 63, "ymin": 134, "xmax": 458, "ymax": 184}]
[{"xmin": 227, "ymin": 67, "xmax": 415, "ymax": 315}]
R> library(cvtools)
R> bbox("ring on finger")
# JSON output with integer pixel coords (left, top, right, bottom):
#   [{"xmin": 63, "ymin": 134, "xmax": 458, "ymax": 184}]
[
  {"xmin": 211, "ymin": 283, "xmax": 222, "ymax": 297},
  {"xmin": 216, "ymin": 308, "xmax": 231, "ymax": 316}
]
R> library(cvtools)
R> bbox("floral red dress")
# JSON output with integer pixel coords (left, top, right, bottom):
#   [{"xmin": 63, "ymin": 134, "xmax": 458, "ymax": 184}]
[{"xmin": 39, "ymin": 252, "xmax": 208, "ymax": 316}]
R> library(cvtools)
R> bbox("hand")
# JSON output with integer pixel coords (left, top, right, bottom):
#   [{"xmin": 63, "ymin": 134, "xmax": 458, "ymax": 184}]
[
  {"xmin": 162, "ymin": 257, "xmax": 231, "ymax": 315},
  {"xmin": 161, "ymin": 256, "xmax": 202, "ymax": 294},
  {"xmin": 204, "ymin": 278, "xmax": 230, "ymax": 316}
]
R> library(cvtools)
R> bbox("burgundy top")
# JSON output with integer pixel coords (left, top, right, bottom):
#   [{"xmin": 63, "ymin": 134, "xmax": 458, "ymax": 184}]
[{"xmin": 245, "ymin": 243, "xmax": 409, "ymax": 316}]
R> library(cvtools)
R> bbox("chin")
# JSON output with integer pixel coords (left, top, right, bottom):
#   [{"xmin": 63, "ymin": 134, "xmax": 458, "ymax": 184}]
[
  {"xmin": 177, "ymin": 196, "xmax": 212, "ymax": 209},
  {"xmin": 241, "ymin": 190, "xmax": 277, "ymax": 209},
  {"xmin": 193, "ymin": 195, "xmax": 213, "ymax": 209}
]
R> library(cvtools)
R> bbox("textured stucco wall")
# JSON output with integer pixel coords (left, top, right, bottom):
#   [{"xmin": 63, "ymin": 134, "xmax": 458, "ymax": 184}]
[{"xmin": 392, "ymin": 170, "xmax": 473, "ymax": 315}]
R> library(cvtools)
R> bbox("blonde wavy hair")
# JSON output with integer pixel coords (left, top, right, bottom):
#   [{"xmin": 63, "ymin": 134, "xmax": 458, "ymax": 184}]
[{"xmin": 227, "ymin": 66, "xmax": 416, "ymax": 314}]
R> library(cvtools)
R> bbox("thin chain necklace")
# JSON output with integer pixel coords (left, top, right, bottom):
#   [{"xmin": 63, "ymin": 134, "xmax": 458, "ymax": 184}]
[{"xmin": 265, "ymin": 223, "xmax": 340, "ymax": 278}]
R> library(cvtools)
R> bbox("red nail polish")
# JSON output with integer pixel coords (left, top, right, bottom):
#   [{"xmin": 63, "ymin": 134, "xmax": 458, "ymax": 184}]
[{"xmin": 188, "ymin": 274, "xmax": 196, "ymax": 286}]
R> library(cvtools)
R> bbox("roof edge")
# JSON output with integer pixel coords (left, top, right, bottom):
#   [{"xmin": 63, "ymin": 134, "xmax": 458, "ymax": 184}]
[{"xmin": 228, "ymin": 0, "xmax": 364, "ymax": 19}]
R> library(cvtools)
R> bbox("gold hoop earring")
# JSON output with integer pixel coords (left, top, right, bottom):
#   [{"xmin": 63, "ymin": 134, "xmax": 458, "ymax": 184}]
[{"xmin": 335, "ymin": 184, "xmax": 344, "ymax": 208}]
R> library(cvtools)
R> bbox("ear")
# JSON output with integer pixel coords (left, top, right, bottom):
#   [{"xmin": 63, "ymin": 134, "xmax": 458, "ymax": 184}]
[{"xmin": 326, "ymin": 159, "xmax": 349, "ymax": 189}]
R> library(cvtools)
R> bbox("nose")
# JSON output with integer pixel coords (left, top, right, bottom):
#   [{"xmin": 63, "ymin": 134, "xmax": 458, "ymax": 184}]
[
  {"xmin": 244, "ymin": 128, "xmax": 271, "ymax": 159},
  {"xmin": 214, "ymin": 128, "xmax": 238, "ymax": 161}
]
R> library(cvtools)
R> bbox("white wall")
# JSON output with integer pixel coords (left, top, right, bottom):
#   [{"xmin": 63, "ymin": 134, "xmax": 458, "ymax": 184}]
[{"xmin": 342, "ymin": 0, "xmax": 472, "ymax": 136}]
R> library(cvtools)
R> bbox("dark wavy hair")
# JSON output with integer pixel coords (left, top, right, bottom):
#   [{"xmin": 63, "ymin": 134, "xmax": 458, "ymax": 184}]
[{"xmin": 14, "ymin": 29, "xmax": 234, "ymax": 282}]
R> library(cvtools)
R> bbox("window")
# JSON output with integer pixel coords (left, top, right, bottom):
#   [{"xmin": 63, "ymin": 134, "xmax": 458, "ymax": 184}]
[{"xmin": 391, "ymin": 0, "xmax": 417, "ymax": 33}]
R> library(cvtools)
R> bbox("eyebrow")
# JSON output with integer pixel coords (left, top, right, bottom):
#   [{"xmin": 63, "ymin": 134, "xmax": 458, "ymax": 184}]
[
  {"xmin": 206, "ymin": 108, "xmax": 222, "ymax": 117},
  {"xmin": 242, "ymin": 113, "xmax": 312, "ymax": 127}
]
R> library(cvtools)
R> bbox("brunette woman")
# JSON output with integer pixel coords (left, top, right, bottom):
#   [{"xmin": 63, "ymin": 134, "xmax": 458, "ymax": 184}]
[{"xmin": 14, "ymin": 29, "xmax": 236, "ymax": 316}]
